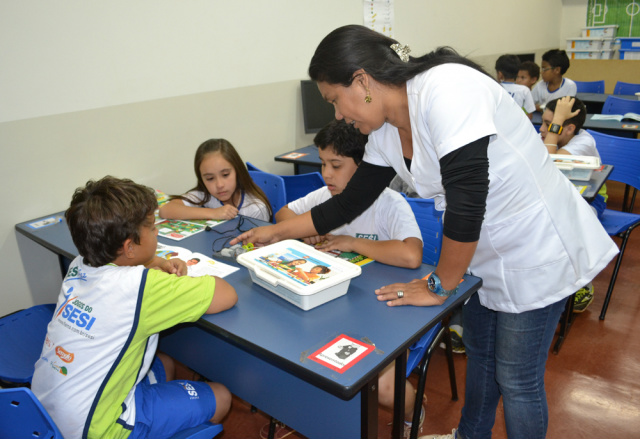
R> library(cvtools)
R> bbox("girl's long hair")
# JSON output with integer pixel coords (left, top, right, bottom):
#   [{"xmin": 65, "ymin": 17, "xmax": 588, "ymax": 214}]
[{"xmin": 173, "ymin": 139, "xmax": 272, "ymax": 220}]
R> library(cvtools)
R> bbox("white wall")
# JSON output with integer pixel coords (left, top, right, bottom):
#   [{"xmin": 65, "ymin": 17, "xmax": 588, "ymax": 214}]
[{"xmin": 0, "ymin": 0, "xmax": 587, "ymax": 313}]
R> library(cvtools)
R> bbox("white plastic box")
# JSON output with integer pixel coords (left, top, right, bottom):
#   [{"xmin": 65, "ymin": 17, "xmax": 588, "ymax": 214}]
[
  {"xmin": 619, "ymin": 49, "xmax": 640, "ymax": 60},
  {"xmin": 566, "ymin": 37, "xmax": 605, "ymax": 51},
  {"xmin": 550, "ymin": 155, "xmax": 601, "ymax": 181},
  {"xmin": 581, "ymin": 25, "xmax": 618, "ymax": 38},
  {"xmin": 237, "ymin": 239, "xmax": 362, "ymax": 310}
]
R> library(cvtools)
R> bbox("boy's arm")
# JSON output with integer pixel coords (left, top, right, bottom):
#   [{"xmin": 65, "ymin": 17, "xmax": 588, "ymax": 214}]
[
  {"xmin": 205, "ymin": 276, "xmax": 237, "ymax": 314},
  {"xmin": 159, "ymin": 198, "xmax": 238, "ymax": 221},
  {"xmin": 544, "ymin": 96, "xmax": 581, "ymax": 154},
  {"xmin": 275, "ymin": 205, "xmax": 297, "ymax": 223},
  {"xmin": 318, "ymin": 235, "xmax": 423, "ymax": 269}
]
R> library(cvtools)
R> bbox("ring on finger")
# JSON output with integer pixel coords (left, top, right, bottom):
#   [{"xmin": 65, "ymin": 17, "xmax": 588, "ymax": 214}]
[{"xmin": 397, "ymin": 290, "xmax": 404, "ymax": 299}]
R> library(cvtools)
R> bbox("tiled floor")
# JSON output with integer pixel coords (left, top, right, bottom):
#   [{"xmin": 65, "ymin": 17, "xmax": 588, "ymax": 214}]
[{"xmin": 198, "ymin": 180, "xmax": 640, "ymax": 439}]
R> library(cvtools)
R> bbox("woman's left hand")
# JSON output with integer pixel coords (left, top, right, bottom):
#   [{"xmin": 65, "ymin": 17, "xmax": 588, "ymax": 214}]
[{"xmin": 375, "ymin": 278, "xmax": 447, "ymax": 307}]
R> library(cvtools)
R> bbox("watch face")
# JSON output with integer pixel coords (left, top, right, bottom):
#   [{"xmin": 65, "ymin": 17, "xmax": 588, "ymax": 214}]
[{"xmin": 428, "ymin": 275, "xmax": 436, "ymax": 291}]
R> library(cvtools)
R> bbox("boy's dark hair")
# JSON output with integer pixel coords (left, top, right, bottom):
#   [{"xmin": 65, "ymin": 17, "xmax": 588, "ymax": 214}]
[
  {"xmin": 542, "ymin": 49, "xmax": 570, "ymax": 74},
  {"xmin": 313, "ymin": 119, "xmax": 368, "ymax": 165},
  {"xmin": 495, "ymin": 54, "xmax": 521, "ymax": 80},
  {"xmin": 65, "ymin": 176, "xmax": 158, "ymax": 267},
  {"xmin": 546, "ymin": 96, "xmax": 587, "ymax": 131},
  {"xmin": 519, "ymin": 61, "xmax": 540, "ymax": 80}
]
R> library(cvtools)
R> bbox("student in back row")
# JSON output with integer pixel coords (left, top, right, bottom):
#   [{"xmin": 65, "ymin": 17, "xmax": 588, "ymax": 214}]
[
  {"xmin": 495, "ymin": 54, "xmax": 535, "ymax": 119},
  {"xmin": 516, "ymin": 60, "xmax": 540, "ymax": 90},
  {"xmin": 532, "ymin": 49, "xmax": 577, "ymax": 111},
  {"xmin": 160, "ymin": 138, "xmax": 272, "ymax": 222},
  {"xmin": 32, "ymin": 176, "xmax": 237, "ymax": 439},
  {"xmin": 276, "ymin": 119, "xmax": 425, "ymax": 437},
  {"xmin": 540, "ymin": 95, "xmax": 606, "ymax": 312}
]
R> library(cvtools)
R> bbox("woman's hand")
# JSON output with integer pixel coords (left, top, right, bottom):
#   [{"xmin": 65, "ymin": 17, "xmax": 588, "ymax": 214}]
[
  {"xmin": 230, "ymin": 225, "xmax": 281, "ymax": 247},
  {"xmin": 375, "ymin": 278, "xmax": 447, "ymax": 307},
  {"xmin": 212, "ymin": 205, "xmax": 238, "ymax": 220},
  {"xmin": 302, "ymin": 235, "xmax": 328, "ymax": 246}
]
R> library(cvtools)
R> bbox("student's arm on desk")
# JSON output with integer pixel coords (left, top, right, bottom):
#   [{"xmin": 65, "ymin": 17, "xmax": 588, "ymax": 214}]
[
  {"xmin": 159, "ymin": 199, "xmax": 239, "ymax": 221},
  {"xmin": 374, "ymin": 237, "xmax": 477, "ymax": 307},
  {"xmin": 275, "ymin": 206, "xmax": 326, "ymax": 245},
  {"xmin": 207, "ymin": 277, "xmax": 237, "ymax": 314},
  {"xmin": 318, "ymin": 235, "xmax": 423, "ymax": 269},
  {"xmin": 147, "ymin": 256, "xmax": 188, "ymax": 276}
]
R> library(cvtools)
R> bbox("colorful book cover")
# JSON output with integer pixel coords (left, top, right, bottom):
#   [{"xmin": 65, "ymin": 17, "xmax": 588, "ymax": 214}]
[{"xmin": 254, "ymin": 246, "xmax": 345, "ymax": 287}]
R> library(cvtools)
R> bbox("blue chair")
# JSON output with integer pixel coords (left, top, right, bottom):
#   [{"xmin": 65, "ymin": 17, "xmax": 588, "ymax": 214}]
[
  {"xmin": 587, "ymin": 130, "xmax": 640, "ymax": 320},
  {"xmin": 0, "ymin": 387, "xmax": 63, "ymax": 439},
  {"xmin": 575, "ymin": 80, "xmax": 605, "ymax": 93},
  {"xmin": 246, "ymin": 161, "xmax": 261, "ymax": 172},
  {"xmin": 281, "ymin": 172, "xmax": 325, "ymax": 204},
  {"xmin": 248, "ymin": 170, "xmax": 286, "ymax": 219},
  {"xmin": 613, "ymin": 81, "xmax": 640, "ymax": 96},
  {"xmin": 601, "ymin": 95, "xmax": 640, "ymax": 115},
  {"xmin": 0, "ymin": 304, "xmax": 55, "ymax": 385},
  {"xmin": 403, "ymin": 196, "xmax": 457, "ymax": 439},
  {"xmin": 169, "ymin": 422, "xmax": 223, "ymax": 439}
]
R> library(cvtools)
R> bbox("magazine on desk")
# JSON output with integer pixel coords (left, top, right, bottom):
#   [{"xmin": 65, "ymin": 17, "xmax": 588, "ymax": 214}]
[
  {"xmin": 590, "ymin": 112, "xmax": 640, "ymax": 122},
  {"xmin": 156, "ymin": 243, "xmax": 239, "ymax": 278},
  {"xmin": 153, "ymin": 190, "xmax": 227, "ymax": 240}
]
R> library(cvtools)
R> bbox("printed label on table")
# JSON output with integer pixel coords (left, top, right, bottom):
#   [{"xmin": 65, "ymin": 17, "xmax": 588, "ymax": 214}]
[
  {"xmin": 281, "ymin": 152, "xmax": 308, "ymax": 160},
  {"xmin": 28, "ymin": 216, "xmax": 62, "ymax": 229},
  {"xmin": 622, "ymin": 124, "xmax": 639, "ymax": 129},
  {"xmin": 309, "ymin": 334, "xmax": 375, "ymax": 373}
]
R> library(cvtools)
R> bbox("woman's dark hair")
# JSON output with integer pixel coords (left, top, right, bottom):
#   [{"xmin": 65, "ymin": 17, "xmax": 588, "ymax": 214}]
[
  {"xmin": 65, "ymin": 176, "xmax": 157, "ymax": 267},
  {"xmin": 314, "ymin": 119, "xmax": 368, "ymax": 165},
  {"xmin": 308, "ymin": 24, "xmax": 491, "ymax": 87},
  {"xmin": 173, "ymin": 138, "xmax": 272, "ymax": 220}
]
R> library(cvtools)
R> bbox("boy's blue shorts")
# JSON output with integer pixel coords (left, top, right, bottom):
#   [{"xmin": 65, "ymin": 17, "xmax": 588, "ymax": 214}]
[{"xmin": 128, "ymin": 356, "xmax": 217, "ymax": 439}]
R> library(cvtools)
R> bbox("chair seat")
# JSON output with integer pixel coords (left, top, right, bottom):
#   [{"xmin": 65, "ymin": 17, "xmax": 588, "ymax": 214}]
[
  {"xmin": 168, "ymin": 421, "xmax": 223, "ymax": 439},
  {"xmin": 0, "ymin": 304, "xmax": 55, "ymax": 383},
  {"xmin": 600, "ymin": 209, "xmax": 640, "ymax": 236}
]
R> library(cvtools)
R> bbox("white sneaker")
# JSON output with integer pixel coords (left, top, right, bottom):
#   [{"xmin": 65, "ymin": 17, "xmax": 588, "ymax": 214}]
[
  {"xmin": 418, "ymin": 428, "xmax": 458, "ymax": 439},
  {"xmin": 403, "ymin": 406, "xmax": 425, "ymax": 438}
]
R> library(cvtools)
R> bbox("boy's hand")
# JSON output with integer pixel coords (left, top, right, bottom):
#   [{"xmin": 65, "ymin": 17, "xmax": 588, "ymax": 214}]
[
  {"xmin": 316, "ymin": 234, "xmax": 354, "ymax": 252},
  {"xmin": 156, "ymin": 257, "xmax": 188, "ymax": 276},
  {"xmin": 553, "ymin": 96, "xmax": 580, "ymax": 125},
  {"xmin": 375, "ymin": 278, "xmax": 447, "ymax": 307}
]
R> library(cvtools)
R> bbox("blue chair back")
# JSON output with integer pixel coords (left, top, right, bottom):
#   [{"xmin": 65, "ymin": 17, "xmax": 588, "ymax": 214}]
[
  {"xmin": 0, "ymin": 387, "xmax": 63, "ymax": 439},
  {"xmin": 246, "ymin": 162, "xmax": 261, "ymax": 172},
  {"xmin": 281, "ymin": 172, "xmax": 325, "ymax": 204},
  {"xmin": 613, "ymin": 81, "xmax": 640, "ymax": 96},
  {"xmin": 575, "ymin": 80, "xmax": 605, "ymax": 93},
  {"xmin": 0, "ymin": 304, "xmax": 55, "ymax": 384},
  {"xmin": 248, "ymin": 170, "xmax": 286, "ymax": 218},
  {"xmin": 587, "ymin": 130, "xmax": 640, "ymax": 191},
  {"xmin": 406, "ymin": 322, "xmax": 442, "ymax": 376},
  {"xmin": 601, "ymin": 96, "xmax": 640, "ymax": 115},
  {"xmin": 404, "ymin": 196, "xmax": 444, "ymax": 266}
]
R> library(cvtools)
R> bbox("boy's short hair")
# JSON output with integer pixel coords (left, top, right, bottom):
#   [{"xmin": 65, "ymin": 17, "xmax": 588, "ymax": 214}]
[
  {"xmin": 65, "ymin": 176, "xmax": 158, "ymax": 267},
  {"xmin": 495, "ymin": 54, "xmax": 521, "ymax": 80},
  {"xmin": 519, "ymin": 61, "xmax": 540, "ymax": 80},
  {"xmin": 313, "ymin": 119, "xmax": 368, "ymax": 165},
  {"xmin": 542, "ymin": 49, "xmax": 570, "ymax": 74},
  {"xmin": 546, "ymin": 96, "xmax": 587, "ymax": 131}
]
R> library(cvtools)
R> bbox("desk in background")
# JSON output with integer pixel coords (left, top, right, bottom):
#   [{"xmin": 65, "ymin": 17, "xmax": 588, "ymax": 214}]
[
  {"xmin": 531, "ymin": 111, "xmax": 640, "ymax": 137},
  {"xmin": 15, "ymin": 214, "xmax": 482, "ymax": 439},
  {"xmin": 576, "ymin": 92, "xmax": 638, "ymax": 114},
  {"xmin": 274, "ymin": 144, "xmax": 320, "ymax": 174}
]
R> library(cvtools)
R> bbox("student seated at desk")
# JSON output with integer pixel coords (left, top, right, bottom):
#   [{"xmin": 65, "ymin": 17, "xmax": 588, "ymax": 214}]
[
  {"xmin": 159, "ymin": 138, "xmax": 272, "ymax": 222},
  {"xmin": 32, "ymin": 176, "xmax": 238, "ymax": 439},
  {"xmin": 495, "ymin": 54, "xmax": 535, "ymax": 120},
  {"xmin": 516, "ymin": 60, "xmax": 540, "ymax": 90},
  {"xmin": 540, "ymin": 96, "xmax": 607, "ymax": 313},
  {"xmin": 276, "ymin": 119, "xmax": 425, "ymax": 436},
  {"xmin": 532, "ymin": 49, "xmax": 577, "ymax": 111}
]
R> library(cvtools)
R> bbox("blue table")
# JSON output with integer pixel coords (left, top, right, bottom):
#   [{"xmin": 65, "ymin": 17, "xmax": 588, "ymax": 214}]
[{"xmin": 15, "ymin": 214, "xmax": 482, "ymax": 439}]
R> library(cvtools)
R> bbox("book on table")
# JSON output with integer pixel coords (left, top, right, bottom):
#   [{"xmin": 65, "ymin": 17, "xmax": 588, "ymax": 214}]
[
  {"xmin": 590, "ymin": 112, "xmax": 640, "ymax": 122},
  {"xmin": 156, "ymin": 243, "xmax": 239, "ymax": 278}
]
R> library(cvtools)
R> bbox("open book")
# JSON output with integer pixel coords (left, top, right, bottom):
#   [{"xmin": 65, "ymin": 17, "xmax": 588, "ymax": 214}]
[
  {"xmin": 590, "ymin": 112, "xmax": 640, "ymax": 122},
  {"xmin": 156, "ymin": 243, "xmax": 239, "ymax": 278},
  {"xmin": 153, "ymin": 189, "xmax": 227, "ymax": 240}
]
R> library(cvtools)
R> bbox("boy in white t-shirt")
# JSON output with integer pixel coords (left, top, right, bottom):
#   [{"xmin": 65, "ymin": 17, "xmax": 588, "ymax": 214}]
[
  {"xmin": 516, "ymin": 60, "xmax": 540, "ymax": 90},
  {"xmin": 276, "ymin": 119, "xmax": 424, "ymax": 436},
  {"xmin": 32, "ymin": 176, "xmax": 237, "ymax": 439},
  {"xmin": 540, "ymin": 96, "xmax": 606, "ymax": 312},
  {"xmin": 495, "ymin": 54, "xmax": 535, "ymax": 119},
  {"xmin": 532, "ymin": 49, "xmax": 577, "ymax": 111}
]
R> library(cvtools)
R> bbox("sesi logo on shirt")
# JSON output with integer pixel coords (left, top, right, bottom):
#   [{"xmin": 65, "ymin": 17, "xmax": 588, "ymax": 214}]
[{"xmin": 355, "ymin": 233, "xmax": 379, "ymax": 240}]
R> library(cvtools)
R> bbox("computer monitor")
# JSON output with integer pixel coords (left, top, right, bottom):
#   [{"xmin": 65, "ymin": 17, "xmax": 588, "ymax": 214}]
[{"xmin": 300, "ymin": 80, "xmax": 335, "ymax": 134}]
